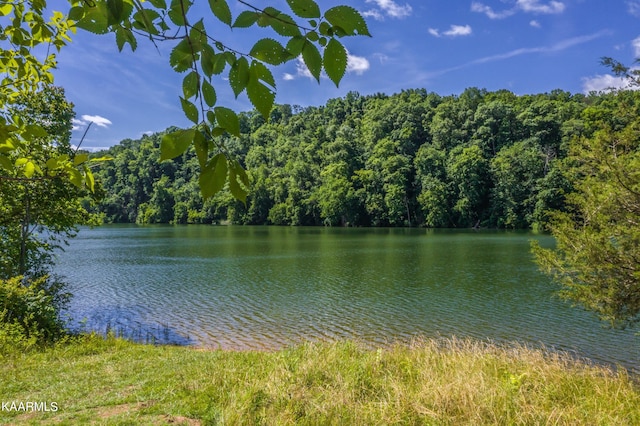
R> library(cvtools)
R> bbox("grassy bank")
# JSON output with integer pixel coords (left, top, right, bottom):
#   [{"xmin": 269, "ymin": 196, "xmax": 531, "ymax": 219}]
[{"xmin": 1, "ymin": 335, "xmax": 639, "ymax": 425}]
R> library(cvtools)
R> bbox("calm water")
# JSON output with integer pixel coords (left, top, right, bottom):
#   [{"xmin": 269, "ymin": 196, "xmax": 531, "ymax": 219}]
[{"xmin": 54, "ymin": 225, "xmax": 638, "ymax": 371}]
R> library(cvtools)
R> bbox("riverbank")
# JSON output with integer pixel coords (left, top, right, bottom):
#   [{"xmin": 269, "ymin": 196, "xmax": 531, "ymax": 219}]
[{"xmin": 1, "ymin": 334, "xmax": 638, "ymax": 425}]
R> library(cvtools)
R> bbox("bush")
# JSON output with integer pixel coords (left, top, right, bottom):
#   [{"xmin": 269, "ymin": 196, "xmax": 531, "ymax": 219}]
[{"xmin": 0, "ymin": 275, "xmax": 69, "ymax": 352}]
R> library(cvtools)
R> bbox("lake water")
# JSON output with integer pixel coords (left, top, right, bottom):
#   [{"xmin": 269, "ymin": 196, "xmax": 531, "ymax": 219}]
[{"xmin": 54, "ymin": 225, "xmax": 638, "ymax": 372}]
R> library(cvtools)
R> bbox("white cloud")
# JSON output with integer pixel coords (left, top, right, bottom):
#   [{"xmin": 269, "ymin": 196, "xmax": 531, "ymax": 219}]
[
  {"xmin": 362, "ymin": 9, "xmax": 384, "ymax": 21},
  {"xmin": 72, "ymin": 118, "xmax": 86, "ymax": 131},
  {"xmin": 633, "ymin": 36, "xmax": 640, "ymax": 57},
  {"xmin": 372, "ymin": 53, "xmax": 390, "ymax": 64},
  {"xmin": 424, "ymin": 31, "xmax": 608, "ymax": 79},
  {"xmin": 444, "ymin": 25, "xmax": 472, "ymax": 37},
  {"xmin": 582, "ymin": 72, "xmax": 637, "ymax": 93},
  {"xmin": 629, "ymin": 1, "xmax": 640, "ymax": 17},
  {"xmin": 517, "ymin": 0, "xmax": 565, "ymax": 14},
  {"xmin": 81, "ymin": 115, "xmax": 112, "ymax": 128},
  {"xmin": 347, "ymin": 54, "xmax": 370, "ymax": 74},
  {"xmin": 284, "ymin": 53, "xmax": 370, "ymax": 80},
  {"xmin": 472, "ymin": 0, "xmax": 565, "ymax": 19},
  {"xmin": 471, "ymin": 2, "xmax": 515, "ymax": 19},
  {"xmin": 365, "ymin": 0, "xmax": 412, "ymax": 19},
  {"xmin": 530, "ymin": 20, "xmax": 541, "ymax": 28},
  {"xmin": 429, "ymin": 25, "xmax": 473, "ymax": 38}
]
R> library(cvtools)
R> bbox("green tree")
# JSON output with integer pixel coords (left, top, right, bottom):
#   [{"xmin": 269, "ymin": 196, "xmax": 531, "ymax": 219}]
[
  {"xmin": 447, "ymin": 145, "xmax": 490, "ymax": 227},
  {"xmin": 533, "ymin": 107, "xmax": 640, "ymax": 328},
  {"xmin": 490, "ymin": 140, "xmax": 545, "ymax": 229},
  {"xmin": 0, "ymin": 0, "xmax": 370, "ymax": 202},
  {"xmin": 414, "ymin": 145, "xmax": 451, "ymax": 227},
  {"xmin": 0, "ymin": 86, "xmax": 98, "ymax": 278}
]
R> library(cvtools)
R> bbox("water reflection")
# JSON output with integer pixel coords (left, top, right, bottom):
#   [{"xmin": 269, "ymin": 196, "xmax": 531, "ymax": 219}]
[{"xmin": 55, "ymin": 226, "xmax": 638, "ymax": 372}]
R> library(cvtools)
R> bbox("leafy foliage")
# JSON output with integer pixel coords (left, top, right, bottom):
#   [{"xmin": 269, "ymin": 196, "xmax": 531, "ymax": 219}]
[
  {"xmin": 0, "ymin": 0, "xmax": 370, "ymax": 202},
  {"xmin": 533, "ymin": 95, "xmax": 640, "ymax": 328},
  {"xmin": 89, "ymin": 88, "xmax": 621, "ymax": 230},
  {"xmin": 0, "ymin": 86, "xmax": 100, "ymax": 279},
  {"xmin": 0, "ymin": 275, "xmax": 70, "ymax": 351}
]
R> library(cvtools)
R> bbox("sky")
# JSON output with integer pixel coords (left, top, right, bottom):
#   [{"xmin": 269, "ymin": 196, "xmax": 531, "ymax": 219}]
[{"xmin": 50, "ymin": 0, "xmax": 640, "ymax": 150}]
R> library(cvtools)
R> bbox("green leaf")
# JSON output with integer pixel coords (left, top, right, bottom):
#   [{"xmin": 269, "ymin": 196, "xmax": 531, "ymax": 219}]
[
  {"xmin": 88, "ymin": 156, "xmax": 113, "ymax": 163},
  {"xmin": 214, "ymin": 106, "xmax": 240, "ymax": 137},
  {"xmin": 200, "ymin": 153, "xmax": 228, "ymax": 199},
  {"xmin": 324, "ymin": 5, "xmax": 371, "ymax": 37},
  {"xmin": 68, "ymin": 6, "xmax": 84, "ymax": 21},
  {"xmin": 0, "ymin": 154, "xmax": 12, "ymax": 172},
  {"xmin": 213, "ymin": 53, "xmax": 227, "ymax": 75},
  {"xmin": 75, "ymin": 3, "xmax": 110, "ymax": 35},
  {"xmin": 228, "ymin": 159, "xmax": 250, "ymax": 203},
  {"xmin": 189, "ymin": 19, "xmax": 207, "ymax": 50},
  {"xmin": 115, "ymin": 27, "xmax": 137, "ymax": 52},
  {"xmin": 132, "ymin": 9, "xmax": 161, "ymax": 35},
  {"xmin": 182, "ymin": 71, "xmax": 199, "ymax": 99},
  {"xmin": 233, "ymin": 11, "xmax": 259, "ymax": 28},
  {"xmin": 211, "ymin": 127, "xmax": 226, "ymax": 137},
  {"xmin": 302, "ymin": 40, "xmax": 322, "ymax": 82},
  {"xmin": 247, "ymin": 80, "xmax": 275, "ymax": 121},
  {"xmin": 323, "ymin": 38, "xmax": 347, "ymax": 87},
  {"xmin": 180, "ymin": 97, "xmax": 199, "ymax": 124},
  {"xmin": 268, "ymin": 12, "xmax": 301, "ymax": 37},
  {"xmin": 160, "ymin": 129, "xmax": 196, "ymax": 161},
  {"xmin": 249, "ymin": 38, "xmax": 291, "ymax": 65},
  {"xmin": 286, "ymin": 0, "xmax": 320, "ymax": 18},
  {"xmin": 69, "ymin": 168, "xmax": 83, "ymax": 188},
  {"xmin": 148, "ymin": 0, "xmax": 167, "ymax": 9},
  {"xmin": 193, "ymin": 131, "xmax": 208, "ymax": 168},
  {"xmin": 73, "ymin": 153, "xmax": 89, "ymax": 166},
  {"xmin": 250, "ymin": 61, "xmax": 276, "ymax": 88},
  {"xmin": 24, "ymin": 124, "xmax": 48, "ymax": 139},
  {"xmin": 229, "ymin": 56, "xmax": 249, "ymax": 98},
  {"xmin": 319, "ymin": 21, "xmax": 332, "ymax": 37},
  {"xmin": 106, "ymin": 0, "xmax": 133, "ymax": 26},
  {"xmin": 169, "ymin": 38, "xmax": 193, "ymax": 72},
  {"xmin": 209, "ymin": 0, "xmax": 232, "ymax": 26},
  {"xmin": 24, "ymin": 161, "xmax": 35, "ymax": 178},
  {"xmin": 201, "ymin": 44, "xmax": 216, "ymax": 77},
  {"xmin": 286, "ymin": 36, "xmax": 306, "ymax": 56},
  {"xmin": 168, "ymin": 0, "xmax": 192, "ymax": 26},
  {"xmin": 207, "ymin": 111, "xmax": 216, "ymax": 125},
  {"xmin": 202, "ymin": 80, "xmax": 217, "ymax": 107},
  {"xmin": 248, "ymin": 62, "xmax": 275, "ymax": 119},
  {"xmin": 84, "ymin": 168, "xmax": 96, "ymax": 192}
]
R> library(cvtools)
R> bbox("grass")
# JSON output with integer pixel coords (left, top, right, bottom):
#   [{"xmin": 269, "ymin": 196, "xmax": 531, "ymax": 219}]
[{"xmin": 1, "ymin": 334, "xmax": 639, "ymax": 425}]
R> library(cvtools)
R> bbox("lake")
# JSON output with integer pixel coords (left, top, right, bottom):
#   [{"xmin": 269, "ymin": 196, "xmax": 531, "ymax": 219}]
[{"xmin": 53, "ymin": 225, "xmax": 638, "ymax": 372}]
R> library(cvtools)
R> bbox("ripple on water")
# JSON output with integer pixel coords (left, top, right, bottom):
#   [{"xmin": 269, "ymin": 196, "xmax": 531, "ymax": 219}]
[{"xmin": 55, "ymin": 226, "xmax": 639, "ymax": 372}]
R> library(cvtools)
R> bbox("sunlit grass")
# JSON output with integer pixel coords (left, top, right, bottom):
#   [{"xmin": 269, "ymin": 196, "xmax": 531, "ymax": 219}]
[{"xmin": 1, "ymin": 334, "xmax": 638, "ymax": 425}]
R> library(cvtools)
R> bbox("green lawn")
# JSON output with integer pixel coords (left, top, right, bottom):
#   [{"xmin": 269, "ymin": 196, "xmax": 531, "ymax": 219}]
[{"xmin": 1, "ymin": 335, "xmax": 639, "ymax": 425}]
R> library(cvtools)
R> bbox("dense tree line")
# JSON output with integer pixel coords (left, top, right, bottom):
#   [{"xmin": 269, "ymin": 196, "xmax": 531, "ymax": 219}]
[{"xmin": 91, "ymin": 88, "xmax": 639, "ymax": 229}]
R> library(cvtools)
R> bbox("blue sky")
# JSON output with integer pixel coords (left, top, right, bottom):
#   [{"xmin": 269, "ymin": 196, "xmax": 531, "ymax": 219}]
[{"xmin": 52, "ymin": 0, "xmax": 640, "ymax": 150}]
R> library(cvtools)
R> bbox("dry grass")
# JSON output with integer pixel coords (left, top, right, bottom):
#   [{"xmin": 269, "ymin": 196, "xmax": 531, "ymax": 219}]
[{"xmin": 1, "ymin": 335, "xmax": 638, "ymax": 425}]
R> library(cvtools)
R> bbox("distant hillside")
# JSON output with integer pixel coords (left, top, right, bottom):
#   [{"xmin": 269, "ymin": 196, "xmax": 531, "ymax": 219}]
[{"xmin": 89, "ymin": 88, "xmax": 640, "ymax": 228}]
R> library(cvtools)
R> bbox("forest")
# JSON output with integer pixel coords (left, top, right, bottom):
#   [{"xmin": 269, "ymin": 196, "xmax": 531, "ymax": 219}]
[{"xmin": 90, "ymin": 87, "xmax": 639, "ymax": 229}]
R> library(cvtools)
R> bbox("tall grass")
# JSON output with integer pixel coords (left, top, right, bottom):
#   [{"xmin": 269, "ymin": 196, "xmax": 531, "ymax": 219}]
[{"xmin": 1, "ymin": 335, "xmax": 638, "ymax": 425}]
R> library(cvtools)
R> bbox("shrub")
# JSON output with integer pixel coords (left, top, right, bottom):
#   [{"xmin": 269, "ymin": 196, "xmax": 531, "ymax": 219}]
[{"xmin": 0, "ymin": 275, "xmax": 69, "ymax": 352}]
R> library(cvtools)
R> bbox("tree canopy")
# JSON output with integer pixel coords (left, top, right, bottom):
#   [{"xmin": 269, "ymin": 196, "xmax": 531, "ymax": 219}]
[
  {"xmin": 0, "ymin": 0, "xmax": 370, "ymax": 201},
  {"xmin": 533, "ymin": 91, "xmax": 640, "ymax": 329},
  {"xmin": 88, "ymin": 87, "xmax": 611, "ymax": 229}
]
